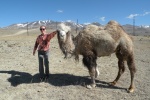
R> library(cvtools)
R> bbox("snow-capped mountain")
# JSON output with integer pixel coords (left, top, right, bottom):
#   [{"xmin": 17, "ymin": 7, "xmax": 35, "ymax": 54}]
[
  {"xmin": 3, "ymin": 20, "xmax": 104, "ymax": 30},
  {"xmin": 5, "ymin": 20, "xmax": 54, "ymax": 29},
  {"xmin": 3, "ymin": 20, "xmax": 150, "ymax": 30},
  {"xmin": 2, "ymin": 20, "xmax": 150, "ymax": 36},
  {"xmin": 123, "ymin": 24, "xmax": 150, "ymax": 36},
  {"xmin": 4, "ymin": 20, "xmax": 86, "ymax": 30},
  {"xmin": 140, "ymin": 25, "xmax": 150, "ymax": 28}
]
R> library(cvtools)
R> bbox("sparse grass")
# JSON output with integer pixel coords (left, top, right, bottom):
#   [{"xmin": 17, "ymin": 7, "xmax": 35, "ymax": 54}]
[
  {"xmin": 0, "ymin": 29, "xmax": 23, "ymax": 35},
  {"xmin": 0, "ymin": 28, "xmax": 56, "ymax": 41},
  {"xmin": 0, "ymin": 29, "xmax": 150, "ymax": 100}
]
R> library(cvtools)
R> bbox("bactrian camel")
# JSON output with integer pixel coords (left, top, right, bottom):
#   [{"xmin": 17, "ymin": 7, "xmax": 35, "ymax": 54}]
[{"xmin": 56, "ymin": 21, "xmax": 136, "ymax": 93}]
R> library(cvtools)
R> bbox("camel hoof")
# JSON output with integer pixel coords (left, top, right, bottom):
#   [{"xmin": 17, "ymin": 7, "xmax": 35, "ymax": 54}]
[
  {"xmin": 109, "ymin": 81, "xmax": 116, "ymax": 86},
  {"xmin": 127, "ymin": 88, "xmax": 134, "ymax": 93},
  {"xmin": 95, "ymin": 68, "xmax": 100, "ymax": 78},
  {"xmin": 86, "ymin": 84, "xmax": 96, "ymax": 89}
]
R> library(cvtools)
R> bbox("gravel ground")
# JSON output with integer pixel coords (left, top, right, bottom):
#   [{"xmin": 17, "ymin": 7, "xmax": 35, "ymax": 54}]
[{"xmin": 0, "ymin": 32, "xmax": 150, "ymax": 100}]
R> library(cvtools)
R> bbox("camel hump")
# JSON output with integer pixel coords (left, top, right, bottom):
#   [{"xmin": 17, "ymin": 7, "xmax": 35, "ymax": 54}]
[{"xmin": 107, "ymin": 20, "xmax": 120, "ymax": 25}]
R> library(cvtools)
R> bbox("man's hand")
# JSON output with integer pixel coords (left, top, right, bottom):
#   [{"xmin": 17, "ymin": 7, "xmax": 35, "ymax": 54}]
[{"xmin": 33, "ymin": 50, "xmax": 36, "ymax": 56}]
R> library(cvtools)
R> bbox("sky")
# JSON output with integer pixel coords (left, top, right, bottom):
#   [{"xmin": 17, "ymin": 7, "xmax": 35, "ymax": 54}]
[{"xmin": 0, "ymin": 0, "xmax": 150, "ymax": 27}]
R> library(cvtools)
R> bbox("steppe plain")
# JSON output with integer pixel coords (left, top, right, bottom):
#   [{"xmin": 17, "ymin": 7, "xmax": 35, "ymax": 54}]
[{"xmin": 0, "ymin": 29, "xmax": 150, "ymax": 100}]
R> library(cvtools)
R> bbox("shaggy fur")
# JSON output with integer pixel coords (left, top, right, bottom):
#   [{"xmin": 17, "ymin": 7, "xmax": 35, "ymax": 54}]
[
  {"xmin": 57, "ymin": 20, "xmax": 136, "ymax": 93},
  {"xmin": 57, "ymin": 31, "xmax": 75, "ymax": 58},
  {"xmin": 57, "ymin": 23, "xmax": 75, "ymax": 58}
]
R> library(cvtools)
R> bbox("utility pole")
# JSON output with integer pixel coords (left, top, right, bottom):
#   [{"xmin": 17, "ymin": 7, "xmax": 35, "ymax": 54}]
[
  {"xmin": 46, "ymin": 19, "xmax": 49, "ymax": 29},
  {"xmin": 27, "ymin": 22, "xmax": 29, "ymax": 36},
  {"xmin": 47, "ymin": 19, "xmax": 50, "ymax": 29},
  {"xmin": 133, "ymin": 16, "xmax": 135, "ymax": 36},
  {"xmin": 56, "ymin": 21, "xmax": 58, "ymax": 29},
  {"xmin": 76, "ymin": 19, "xmax": 78, "ymax": 33}
]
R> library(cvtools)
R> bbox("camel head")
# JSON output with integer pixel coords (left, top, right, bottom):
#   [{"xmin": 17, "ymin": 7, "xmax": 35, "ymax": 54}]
[
  {"xmin": 56, "ymin": 23, "xmax": 75, "ymax": 58},
  {"xmin": 57, "ymin": 30, "xmax": 67, "ymax": 43}
]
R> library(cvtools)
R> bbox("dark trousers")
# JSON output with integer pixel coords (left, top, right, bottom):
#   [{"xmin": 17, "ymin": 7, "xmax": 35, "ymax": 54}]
[{"xmin": 38, "ymin": 50, "xmax": 49, "ymax": 78}]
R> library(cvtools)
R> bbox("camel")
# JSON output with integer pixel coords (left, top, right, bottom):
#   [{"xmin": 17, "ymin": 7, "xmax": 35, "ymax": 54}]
[{"xmin": 56, "ymin": 21, "xmax": 136, "ymax": 93}]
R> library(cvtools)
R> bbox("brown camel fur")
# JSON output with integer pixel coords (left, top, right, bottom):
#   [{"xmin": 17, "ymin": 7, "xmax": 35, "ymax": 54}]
[{"xmin": 56, "ymin": 21, "xmax": 136, "ymax": 93}]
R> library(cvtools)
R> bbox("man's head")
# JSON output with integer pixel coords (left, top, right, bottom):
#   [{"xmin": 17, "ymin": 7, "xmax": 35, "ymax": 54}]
[{"xmin": 40, "ymin": 26, "xmax": 46, "ymax": 34}]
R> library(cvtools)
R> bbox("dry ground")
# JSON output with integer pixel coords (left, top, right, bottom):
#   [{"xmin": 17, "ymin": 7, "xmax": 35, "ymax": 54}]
[{"xmin": 0, "ymin": 29, "xmax": 150, "ymax": 100}]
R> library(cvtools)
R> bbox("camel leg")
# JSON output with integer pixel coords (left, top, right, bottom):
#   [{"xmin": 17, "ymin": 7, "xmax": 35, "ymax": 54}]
[
  {"xmin": 83, "ymin": 55, "xmax": 97, "ymax": 89},
  {"xmin": 95, "ymin": 66, "xmax": 100, "ymax": 78},
  {"xmin": 110, "ymin": 51, "xmax": 125, "ymax": 86},
  {"xmin": 87, "ymin": 66, "xmax": 96, "ymax": 88},
  {"xmin": 64, "ymin": 52, "xmax": 67, "ymax": 59},
  {"xmin": 127, "ymin": 55, "xmax": 136, "ymax": 93}
]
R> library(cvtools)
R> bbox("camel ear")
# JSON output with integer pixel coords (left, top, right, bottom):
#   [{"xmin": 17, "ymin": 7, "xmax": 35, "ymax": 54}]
[
  {"xmin": 66, "ymin": 31, "xmax": 72, "ymax": 37},
  {"xmin": 66, "ymin": 31, "xmax": 70, "ymax": 35}
]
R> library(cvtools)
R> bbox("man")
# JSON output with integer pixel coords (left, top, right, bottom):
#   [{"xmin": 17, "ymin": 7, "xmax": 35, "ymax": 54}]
[{"xmin": 33, "ymin": 26, "xmax": 57, "ymax": 81}]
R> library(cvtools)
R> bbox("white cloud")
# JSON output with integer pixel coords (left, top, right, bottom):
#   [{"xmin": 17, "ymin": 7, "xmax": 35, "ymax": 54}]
[
  {"xmin": 100, "ymin": 17, "xmax": 105, "ymax": 21},
  {"xmin": 66, "ymin": 20, "xmax": 72, "ymax": 22},
  {"xmin": 83, "ymin": 22, "xmax": 91, "ymax": 25},
  {"xmin": 142, "ymin": 11, "xmax": 150, "ymax": 16},
  {"xmin": 127, "ymin": 11, "xmax": 150, "ymax": 19},
  {"xmin": 127, "ymin": 14, "xmax": 139, "ymax": 19},
  {"xmin": 57, "ymin": 10, "xmax": 63, "ymax": 13}
]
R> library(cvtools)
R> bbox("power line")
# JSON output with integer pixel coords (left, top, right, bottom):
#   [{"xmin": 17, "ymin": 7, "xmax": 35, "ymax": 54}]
[
  {"xmin": 76, "ymin": 19, "xmax": 78, "ymax": 33},
  {"xmin": 56, "ymin": 21, "xmax": 58, "ymax": 29},
  {"xmin": 27, "ymin": 22, "xmax": 29, "ymax": 36},
  {"xmin": 133, "ymin": 16, "xmax": 135, "ymax": 36}
]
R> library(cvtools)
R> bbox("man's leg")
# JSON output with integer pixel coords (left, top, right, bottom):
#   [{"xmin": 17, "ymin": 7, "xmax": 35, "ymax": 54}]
[
  {"xmin": 44, "ymin": 51, "xmax": 49, "ymax": 78},
  {"xmin": 38, "ymin": 51, "xmax": 44, "ymax": 79}
]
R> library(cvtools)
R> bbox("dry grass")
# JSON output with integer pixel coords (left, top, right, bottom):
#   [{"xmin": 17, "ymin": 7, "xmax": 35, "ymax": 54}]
[{"xmin": 0, "ymin": 29, "xmax": 150, "ymax": 100}]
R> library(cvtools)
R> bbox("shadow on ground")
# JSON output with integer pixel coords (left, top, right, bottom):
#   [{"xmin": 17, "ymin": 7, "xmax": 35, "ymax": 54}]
[
  {"xmin": 0, "ymin": 70, "xmax": 38, "ymax": 86},
  {"xmin": 0, "ymin": 70, "xmax": 126, "ymax": 91}
]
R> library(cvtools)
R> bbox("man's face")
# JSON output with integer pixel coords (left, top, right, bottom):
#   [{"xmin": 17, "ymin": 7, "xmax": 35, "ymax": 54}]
[{"xmin": 40, "ymin": 27, "xmax": 46, "ymax": 34}]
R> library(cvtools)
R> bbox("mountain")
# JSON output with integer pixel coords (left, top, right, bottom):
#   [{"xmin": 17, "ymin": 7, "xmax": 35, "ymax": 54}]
[
  {"xmin": 3, "ymin": 20, "xmax": 150, "ymax": 36},
  {"xmin": 140, "ymin": 25, "xmax": 150, "ymax": 28},
  {"xmin": 123, "ymin": 24, "xmax": 150, "ymax": 36},
  {"xmin": 4, "ymin": 20, "xmax": 57, "ymax": 29},
  {"xmin": 3, "ymin": 20, "xmax": 104, "ymax": 30},
  {"xmin": 4, "ymin": 20, "xmax": 85, "ymax": 30}
]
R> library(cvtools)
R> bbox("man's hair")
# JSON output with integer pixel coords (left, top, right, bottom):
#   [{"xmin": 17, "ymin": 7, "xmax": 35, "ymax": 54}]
[{"xmin": 40, "ymin": 25, "xmax": 46, "ymax": 29}]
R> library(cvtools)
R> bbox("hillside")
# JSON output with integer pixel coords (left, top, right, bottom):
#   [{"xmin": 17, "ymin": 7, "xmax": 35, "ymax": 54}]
[
  {"xmin": 1, "ymin": 20, "xmax": 150, "ymax": 36},
  {"xmin": 0, "ymin": 29, "xmax": 150, "ymax": 100}
]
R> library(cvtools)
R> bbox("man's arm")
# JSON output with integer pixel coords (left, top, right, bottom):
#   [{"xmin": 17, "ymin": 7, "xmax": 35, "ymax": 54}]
[
  {"xmin": 33, "ymin": 38, "xmax": 39, "ymax": 55},
  {"xmin": 47, "ymin": 31, "xmax": 57, "ymax": 41}
]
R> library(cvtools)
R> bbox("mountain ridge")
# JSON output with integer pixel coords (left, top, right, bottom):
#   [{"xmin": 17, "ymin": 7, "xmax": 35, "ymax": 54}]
[{"xmin": 2, "ymin": 20, "xmax": 150, "ymax": 36}]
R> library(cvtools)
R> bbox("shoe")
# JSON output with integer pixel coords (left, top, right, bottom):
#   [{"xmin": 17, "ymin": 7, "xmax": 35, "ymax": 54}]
[
  {"xmin": 45, "ymin": 74, "xmax": 49, "ymax": 79},
  {"xmin": 40, "ymin": 77, "xmax": 45, "ymax": 82}
]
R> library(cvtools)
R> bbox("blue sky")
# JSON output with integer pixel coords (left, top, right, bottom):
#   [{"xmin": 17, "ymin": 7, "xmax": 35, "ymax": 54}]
[{"xmin": 0, "ymin": 0, "xmax": 150, "ymax": 27}]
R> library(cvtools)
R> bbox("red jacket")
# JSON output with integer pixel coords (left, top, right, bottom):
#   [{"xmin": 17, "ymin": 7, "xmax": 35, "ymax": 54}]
[{"xmin": 33, "ymin": 31, "xmax": 56, "ymax": 51}]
